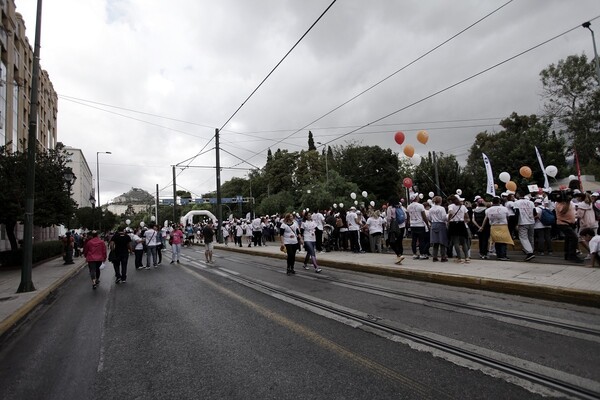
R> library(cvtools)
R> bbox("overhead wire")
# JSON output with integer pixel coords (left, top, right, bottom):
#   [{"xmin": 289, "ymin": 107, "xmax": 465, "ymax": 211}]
[
  {"xmin": 229, "ymin": 0, "xmax": 515, "ymax": 168},
  {"xmin": 317, "ymin": 15, "xmax": 600, "ymax": 148}
]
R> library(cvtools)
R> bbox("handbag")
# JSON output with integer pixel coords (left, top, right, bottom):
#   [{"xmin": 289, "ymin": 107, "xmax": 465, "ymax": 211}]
[{"xmin": 108, "ymin": 249, "xmax": 118, "ymax": 262}]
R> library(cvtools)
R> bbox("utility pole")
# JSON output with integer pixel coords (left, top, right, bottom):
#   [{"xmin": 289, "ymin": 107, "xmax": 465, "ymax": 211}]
[
  {"xmin": 155, "ymin": 184, "xmax": 159, "ymax": 226},
  {"xmin": 172, "ymin": 166, "xmax": 177, "ymax": 226},
  {"xmin": 215, "ymin": 128, "xmax": 223, "ymax": 243},
  {"xmin": 19, "ymin": 0, "xmax": 43, "ymax": 293}
]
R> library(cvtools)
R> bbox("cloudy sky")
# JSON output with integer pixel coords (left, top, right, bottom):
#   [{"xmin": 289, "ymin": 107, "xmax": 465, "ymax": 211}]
[{"xmin": 15, "ymin": 0, "xmax": 600, "ymax": 205}]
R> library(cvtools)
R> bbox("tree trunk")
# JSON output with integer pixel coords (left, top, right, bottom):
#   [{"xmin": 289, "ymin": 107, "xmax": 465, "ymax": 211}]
[{"xmin": 5, "ymin": 220, "xmax": 18, "ymax": 251}]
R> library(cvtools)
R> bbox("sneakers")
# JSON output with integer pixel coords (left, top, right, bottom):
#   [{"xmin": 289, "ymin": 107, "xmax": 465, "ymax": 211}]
[
  {"xmin": 121, "ymin": 279, "xmax": 127, "ymax": 283},
  {"xmin": 441, "ymin": 257, "xmax": 448, "ymax": 262},
  {"xmin": 315, "ymin": 268, "xmax": 322, "ymax": 273},
  {"xmin": 465, "ymin": 258, "xmax": 471, "ymax": 264},
  {"xmin": 303, "ymin": 264, "xmax": 310, "ymax": 270},
  {"xmin": 170, "ymin": 261, "xmax": 174, "ymax": 264},
  {"xmin": 432, "ymin": 257, "xmax": 439, "ymax": 262},
  {"xmin": 177, "ymin": 260, "xmax": 180, "ymax": 264},
  {"xmin": 144, "ymin": 266, "xmax": 151, "ymax": 270},
  {"xmin": 525, "ymin": 253, "xmax": 536, "ymax": 262},
  {"xmin": 92, "ymin": 283, "xmax": 98, "ymax": 290},
  {"xmin": 412, "ymin": 254, "xmax": 420, "ymax": 260},
  {"xmin": 498, "ymin": 257, "xmax": 510, "ymax": 261},
  {"xmin": 419, "ymin": 255, "xmax": 429, "ymax": 260},
  {"xmin": 115, "ymin": 278, "xmax": 122, "ymax": 284},
  {"xmin": 395, "ymin": 256, "xmax": 405, "ymax": 265},
  {"xmin": 154, "ymin": 265, "xmax": 158, "ymax": 268}
]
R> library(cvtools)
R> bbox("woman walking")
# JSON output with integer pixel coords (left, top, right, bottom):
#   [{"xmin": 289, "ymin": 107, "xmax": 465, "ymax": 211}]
[
  {"xmin": 428, "ymin": 196, "xmax": 449, "ymax": 262},
  {"xmin": 447, "ymin": 195, "xmax": 471, "ymax": 263},
  {"xmin": 301, "ymin": 212, "xmax": 322, "ymax": 273},
  {"xmin": 280, "ymin": 213, "xmax": 303, "ymax": 275},
  {"xmin": 83, "ymin": 231, "xmax": 107, "ymax": 290}
]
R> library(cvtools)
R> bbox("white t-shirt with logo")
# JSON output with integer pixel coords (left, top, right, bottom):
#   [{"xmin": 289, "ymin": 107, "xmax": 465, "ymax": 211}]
[
  {"xmin": 346, "ymin": 211, "xmax": 360, "ymax": 231},
  {"xmin": 514, "ymin": 199, "xmax": 535, "ymax": 225},
  {"xmin": 485, "ymin": 205, "xmax": 509, "ymax": 225},
  {"xmin": 407, "ymin": 202, "xmax": 426, "ymax": 227}
]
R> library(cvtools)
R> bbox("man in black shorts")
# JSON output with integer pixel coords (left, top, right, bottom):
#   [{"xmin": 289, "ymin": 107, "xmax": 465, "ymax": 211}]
[{"xmin": 202, "ymin": 221, "xmax": 215, "ymax": 263}]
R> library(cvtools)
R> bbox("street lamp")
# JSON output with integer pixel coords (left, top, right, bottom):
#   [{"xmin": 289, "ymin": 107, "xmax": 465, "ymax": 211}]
[
  {"xmin": 582, "ymin": 21, "xmax": 600, "ymax": 84},
  {"xmin": 63, "ymin": 169, "xmax": 77, "ymax": 229},
  {"xmin": 316, "ymin": 142, "xmax": 329, "ymax": 184},
  {"xmin": 96, "ymin": 151, "xmax": 112, "ymax": 233},
  {"xmin": 89, "ymin": 194, "xmax": 96, "ymax": 230}
]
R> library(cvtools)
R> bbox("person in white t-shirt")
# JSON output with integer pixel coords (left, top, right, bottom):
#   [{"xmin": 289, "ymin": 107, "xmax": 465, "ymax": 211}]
[
  {"xmin": 407, "ymin": 194, "xmax": 430, "ymax": 259},
  {"xmin": 428, "ymin": 196, "xmax": 448, "ymax": 262},
  {"xmin": 447, "ymin": 195, "xmax": 470, "ymax": 263},
  {"xmin": 514, "ymin": 194, "xmax": 536, "ymax": 261},
  {"xmin": 312, "ymin": 210, "xmax": 325, "ymax": 253},
  {"xmin": 480, "ymin": 197, "xmax": 513, "ymax": 260},
  {"xmin": 301, "ymin": 212, "xmax": 322, "ymax": 273},
  {"xmin": 346, "ymin": 207, "xmax": 362, "ymax": 253},
  {"xmin": 366, "ymin": 210, "xmax": 384, "ymax": 253}
]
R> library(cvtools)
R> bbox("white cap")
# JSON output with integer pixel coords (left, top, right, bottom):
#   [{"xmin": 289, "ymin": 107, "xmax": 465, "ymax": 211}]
[
  {"xmin": 350, "ymin": 206, "xmax": 356, "ymax": 210},
  {"xmin": 592, "ymin": 192, "xmax": 599, "ymax": 197},
  {"xmin": 506, "ymin": 190, "xmax": 515, "ymax": 195},
  {"xmin": 473, "ymin": 195, "xmax": 481, "ymax": 201}
]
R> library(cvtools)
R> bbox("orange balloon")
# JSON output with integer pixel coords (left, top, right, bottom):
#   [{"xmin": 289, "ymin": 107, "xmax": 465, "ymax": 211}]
[
  {"xmin": 403, "ymin": 144, "xmax": 415, "ymax": 158},
  {"xmin": 416, "ymin": 130, "xmax": 429, "ymax": 144},
  {"xmin": 506, "ymin": 181, "xmax": 517, "ymax": 192},
  {"xmin": 519, "ymin": 166, "xmax": 532, "ymax": 179}
]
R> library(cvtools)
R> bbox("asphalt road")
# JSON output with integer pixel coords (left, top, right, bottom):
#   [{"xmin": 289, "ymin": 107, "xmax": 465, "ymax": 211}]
[{"xmin": 1, "ymin": 246, "xmax": 599, "ymax": 400}]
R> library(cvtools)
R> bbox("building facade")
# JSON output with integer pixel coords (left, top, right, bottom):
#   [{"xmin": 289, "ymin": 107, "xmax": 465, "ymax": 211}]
[
  {"xmin": 64, "ymin": 147, "xmax": 94, "ymax": 209},
  {"xmin": 0, "ymin": 0, "xmax": 60, "ymax": 251}
]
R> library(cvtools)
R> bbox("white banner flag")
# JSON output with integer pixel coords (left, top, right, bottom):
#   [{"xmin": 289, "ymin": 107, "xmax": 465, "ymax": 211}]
[
  {"xmin": 535, "ymin": 146, "xmax": 550, "ymax": 190},
  {"xmin": 482, "ymin": 153, "xmax": 496, "ymax": 197}
]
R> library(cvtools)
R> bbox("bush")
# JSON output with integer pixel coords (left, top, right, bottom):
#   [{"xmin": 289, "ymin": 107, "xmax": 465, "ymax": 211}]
[{"xmin": 0, "ymin": 240, "xmax": 64, "ymax": 269}]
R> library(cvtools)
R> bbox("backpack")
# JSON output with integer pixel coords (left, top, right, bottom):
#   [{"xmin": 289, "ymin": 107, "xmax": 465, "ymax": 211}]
[
  {"xmin": 539, "ymin": 208, "xmax": 556, "ymax": 226},
  {"xmin": 594, "ymin": 203, "xmax": 600, "ymax": 222},
  {"xmin": 395, "ymin": 206, "xmax": 406, "ymax": 225}
]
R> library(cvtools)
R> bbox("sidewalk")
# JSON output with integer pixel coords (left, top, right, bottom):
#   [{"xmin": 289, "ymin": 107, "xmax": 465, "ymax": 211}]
[{"xmin": 1, "ymin": 244, "xmax": 599, "ymax": 339}]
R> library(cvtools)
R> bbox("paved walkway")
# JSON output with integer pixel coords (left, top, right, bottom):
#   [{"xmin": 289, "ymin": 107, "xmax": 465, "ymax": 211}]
[{"xmin": 1, "ymin": 244, "xmax": 599, "ymax": 338}]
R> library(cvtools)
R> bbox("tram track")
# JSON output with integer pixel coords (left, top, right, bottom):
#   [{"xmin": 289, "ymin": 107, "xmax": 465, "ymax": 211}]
[
  {"xmin": 213, "ymin": 252, "xmax": 600, "ymax": 342},
  {"xmin": 183, "ymin": 257, "xmax": 600, "ymax": 400}
]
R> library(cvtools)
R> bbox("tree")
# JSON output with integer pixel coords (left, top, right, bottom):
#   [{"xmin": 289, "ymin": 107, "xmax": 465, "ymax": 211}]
[
  {"xmin": 0, "ymin": 144, "xmax": 75, "ymax": 250},
  {"xmin": 540, "ymin": 54, "xmax": 600, "ymax": 174},
  {"xmin": 333, "ymin": 143, "xmax": 400, "ymax": 202},
  {"xmin": 464, "ymin": 113, "xmax": 567, "ymax": 196},
  {"xmin": 307, "ymin": 131, "xmax": 316, "ymax": 151}
]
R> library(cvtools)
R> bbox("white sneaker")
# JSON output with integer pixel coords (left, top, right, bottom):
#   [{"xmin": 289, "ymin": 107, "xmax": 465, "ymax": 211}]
[{"xmin": 412, "ymin": 255, "xmax": 420, "ymax": 260}]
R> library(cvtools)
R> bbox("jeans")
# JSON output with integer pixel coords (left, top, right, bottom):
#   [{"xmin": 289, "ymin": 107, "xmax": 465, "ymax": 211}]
[
  {"xmin": 87, "ymin": 261, "xmax": 101, "ymax": 281},
  {"xmin": 534, "ymin": 228, "xmax": 552, "ymax": 254},
  {"xmin": 303, "ymin": 241, "xmax": 319, "ymax": 268},
  {"xmin": 349, "ymin": 230, "xmax": 360, "ymax": 252},
  {"xmin": 557, "ymin": 224, "xmax": 578, "ymax": 260},
  {"xmin": 495, "ymin": 242, "xmax": 508, "ymax": 259},
  {"xmin": 285, "ymin": 243, "xmax": 298, "ymax": 271},
  {"xmin": 518, "ymin": 224, "xmax": 535, "ymax": 255},
  {"xmin": 315, "ymin": 229, "xmax": 323, "ymax": 252},
  {"xmin": 411, "ymin": 227, "xmax": 427, "ymax": 256},
  {"xmin": 146, "ymin": 245, "xmax": 158, "ymax": 266},
  {"xmin": 390, "ymin": 228, "xmax": 405, "ymax": 257},
  {"xmin": 171, "ymin": 243, "xmax": 181, "ymax": 262},
  {"xmin": 369, "ymin": 232, "xmax": 383, "ymax": 253},
  {"xmin": 112, "ymin": 253, "xmax": 128, "ymax": 280},
  {"xmin": 134, "ymin": 249, "xmax": 144, "ymax": 268}
]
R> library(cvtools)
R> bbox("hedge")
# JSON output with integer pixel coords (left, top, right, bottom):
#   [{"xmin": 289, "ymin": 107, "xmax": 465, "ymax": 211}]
[{"xmin": 0, "ymin": 241, "xmax": 64, "ymax": 269}]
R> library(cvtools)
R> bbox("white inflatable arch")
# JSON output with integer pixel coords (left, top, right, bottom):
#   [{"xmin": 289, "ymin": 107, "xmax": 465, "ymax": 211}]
[{"xmin": 179, "ymin": 210, "xmax": 217, "ymax": 227}]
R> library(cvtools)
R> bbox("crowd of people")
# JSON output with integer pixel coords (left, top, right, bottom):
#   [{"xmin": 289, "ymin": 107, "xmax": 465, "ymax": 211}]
[{"xmin": 60, "ymin": 184, "xmax": 600, "ymax": 287}]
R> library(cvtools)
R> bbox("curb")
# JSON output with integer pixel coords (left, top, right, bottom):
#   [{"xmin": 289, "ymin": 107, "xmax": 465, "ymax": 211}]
[
  {"xmin": 219, "ymin": 246, "xmax": 600, "ymax": 308},
  {"xmin": 0, "ymin": 258, "xmax": 87, "ymax": 338}
]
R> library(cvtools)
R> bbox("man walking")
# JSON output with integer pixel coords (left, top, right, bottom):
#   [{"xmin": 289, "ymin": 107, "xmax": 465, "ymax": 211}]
[
  {"xmin": 144, "ymin": 224, "xmax": 160, "ymax": 269},
  {"xmin": 110, "ymin": 226, "xmax": 132, "ymax": 283},
  {"xmin": 202, "ymin": 221, "xmax": 215, "ymax": 263}
]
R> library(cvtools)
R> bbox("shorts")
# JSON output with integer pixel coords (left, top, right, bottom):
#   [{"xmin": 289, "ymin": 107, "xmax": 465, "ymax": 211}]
[{"xmin": 206, "ymin": 242, "xmax": 214, "ymax": 251}]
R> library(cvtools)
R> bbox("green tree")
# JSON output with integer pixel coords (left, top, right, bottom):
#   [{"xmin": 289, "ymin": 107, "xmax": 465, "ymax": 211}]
[
  {"xmin": 333, "ymin": 143, "xmax": 400, "ymax": 202},
  {"xmin": 464, "ymin": 113, "xmax": 567, "ymax": 195},
  {"xmin": 540, "ymin": 54, "xmax": 600, "ymax": 174},
  {"xmin": 308, "ymin": 131, "xmax": 316, "ymax": 151},
  {"xmin": 0, "ymin": 144, "xmax": 75, "ymax": 250}
]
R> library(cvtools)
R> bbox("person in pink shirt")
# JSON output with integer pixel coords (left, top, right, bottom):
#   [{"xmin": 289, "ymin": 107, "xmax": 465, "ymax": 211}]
[
  {"xmin": 170, "ymin": 225, "xmax": 184, "ymax": 264},
  {"xmin": 83, "ymin": 231, "xmax": 107, "ymax": 290}
]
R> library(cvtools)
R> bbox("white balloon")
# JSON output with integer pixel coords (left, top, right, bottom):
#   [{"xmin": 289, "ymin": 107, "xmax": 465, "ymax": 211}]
[
  {"xmin": 411, "ymin": 153, "xmax": 422, "ymax": 166},
  {"xmin": 333, "ymin": 203, "xmax": 338, "ymax": 208},
  {"xmin": 350, "ymin": 192, "xmax": 357, "ymax": 200},
  {"xmin": 499, "ymin": 172, "xmax": 510, "ymax": 183},
  {"xmin": 568, "ymin": 174, "xmax": 577, "ymax": 181},
  {"xmin": 339, "ymin": 203, "xmax": 344, "ymax": 208},
  {"xmin": 362, "ymin": 191, "xmax": 368, "ymax": 198},
  {"xmin": 140, "ymin": 221, "xmax": 145, "ymax": 227},
  {"xmin": 427, "ymin": 199, "xmax": 433, "ymax": 205},
  {"xmin": 456, "ymin": 189, "xmax": 462, "ymax": 196},
  {"xmin": 369, "ymin": 201, "xmax": 375, "ymax": 207},
  {"xmin": 545, "ymin": 165, "xmax": 558, "ymax": 178},
  {"xmin": 354, "ymin": 200, "xmax": 358, "ymax": 205},
  {"xmin": 125, "ymin": 219, "xmax": 131, "ymax": 225},
  {"xmin": 151, "ymin": 215, "xmax": 156, "ymax": 221},
  {"xmin": 419, "ymin": 193, "xmax": 424, "ymax": 199},
  {"xmin": 428, "ymin": 192, "xmax": 434, "ymax": 198}
]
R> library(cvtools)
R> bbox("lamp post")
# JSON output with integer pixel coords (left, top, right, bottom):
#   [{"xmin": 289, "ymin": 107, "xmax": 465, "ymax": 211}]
[
  {"xmin": 89, "ymin": 194, "xmax": 96, "ymax": 230},
  {"xmin": 63, "ymin": 169, "xmax": 77, "ymax": 229},
  {"xmin": 316, "ymin": 142, "xmax": 329, "ymax": 184},
  {"xmin": 96, "ymin": 151, "xmax": 112, "ymax": 233},
  {"xmin": 583, "ymin": 21, "xmax": 600, "ymax": 84}
]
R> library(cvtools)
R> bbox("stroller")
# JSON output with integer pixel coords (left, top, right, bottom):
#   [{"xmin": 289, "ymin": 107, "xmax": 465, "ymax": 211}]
[{"xmin": 322, "ymin": 224, "xmax": 334, "ymax": 252}]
